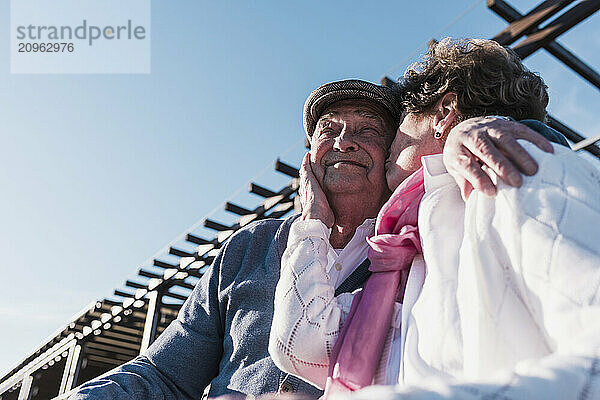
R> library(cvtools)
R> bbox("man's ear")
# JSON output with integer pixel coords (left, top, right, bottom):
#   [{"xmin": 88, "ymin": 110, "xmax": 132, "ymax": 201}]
[{"xmin": 433, "ymin": 93, "xmax": 458, "ymax": 137}]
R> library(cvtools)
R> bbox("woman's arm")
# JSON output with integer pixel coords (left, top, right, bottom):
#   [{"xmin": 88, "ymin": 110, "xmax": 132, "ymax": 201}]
[{"xmin": 269, "ymin": 218, "xmax": 355, "ymax": 390}]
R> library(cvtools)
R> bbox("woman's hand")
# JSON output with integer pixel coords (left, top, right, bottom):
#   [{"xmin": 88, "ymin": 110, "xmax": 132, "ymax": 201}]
[
  {"xmin": 443, "ymin": 116, "xmax": 554, "ymax": 200},
  {"xmin": 298, "ymin": 153, "xmax": 334, "ymax": 228}
]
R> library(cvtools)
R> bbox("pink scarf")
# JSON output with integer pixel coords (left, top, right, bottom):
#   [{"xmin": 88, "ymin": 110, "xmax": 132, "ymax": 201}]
[{"xmin": 323, "ymin": 168, "xmax": 425, "ymax": 397}]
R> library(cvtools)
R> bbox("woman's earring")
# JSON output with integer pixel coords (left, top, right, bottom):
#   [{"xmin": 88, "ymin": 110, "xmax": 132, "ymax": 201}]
[{"xmin": 434, "ymin": 130, "xmax": 443, "ymax": 139}]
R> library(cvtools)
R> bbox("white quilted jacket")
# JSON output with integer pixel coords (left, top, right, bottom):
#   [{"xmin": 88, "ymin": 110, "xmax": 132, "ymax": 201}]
[{"xmin": 344, "ymin": 142, "xmax": 600, "ymax": 399}]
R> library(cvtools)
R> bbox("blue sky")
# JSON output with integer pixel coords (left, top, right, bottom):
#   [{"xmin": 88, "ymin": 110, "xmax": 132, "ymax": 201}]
[{"xmin": 1, "ymin": 0, "xmax": 599, "ymax": 376}]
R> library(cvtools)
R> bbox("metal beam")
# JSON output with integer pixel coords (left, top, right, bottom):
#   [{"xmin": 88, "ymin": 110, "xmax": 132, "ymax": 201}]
[
  {"xmin": 203, "ymin": 219, "xmax": 231, "ymax": 232},
  {"xmin": 170, "ymin": 280, "xmax": 195, "ymax": 290},
  {"xmin": 114, "ymin": 289, "xmax": 135, "ymax": 298},
  {"xmin": 101, "ymin": 330, "xmax": 142, "ymax": 344},
  {"xmin": 512, "ymin": 0, "xmax": 600, "ymax": 59},
  {"xmin": 110, "ymin": 325, "xmax": 143, "ymax": 337},
  {"xmin": 544, "ymin": 41, "xmax": 600, "ymax": 90},
  {"xmin": 224, "ymin": 202, "xmax": 252, "ymax": 215},
  {"xmin": 492, "ymin": 0, "xmax": 576, "ymax": 45},
  {"xmin": 138, "ymin": 269, "xmax": 162, "ymax": 279},
  {"xmin": 163, "ymin": 290, "xmax": 188, "ymax": 302},
  {"xmin": 0, "ymin": 336, "xmax": 77, "ymax": 395},
  {"xmin": 489, "ymin": 0, "xmax": 600, "ymax": 91},
  {"xmin": 168, "ymin": 247, "xmax": 195, "ymax": 258},
  {"xmin": 92, "ymin": 336, "xmax": 141, "ymax": 351},
  {"xmin": 488, "ymin": 0, "xmax": 600, "ymax": 159},
  {"xmin": 101, "ymin": 299, "xmax": 122, "ymax": 307},
  {"xmin": 275, "ymin": 159, "xmax": 300, "ymax": 178},
  {"xmin": 125, "ymin": 280, "xmax": 146, "ymax": 290},
  {"xmin": 547, "ymin": 115, "xmax": 600, "ymax": 155},
  {"xmin": 153, "ymin": 260, "xmax": 178, "ymax": 269},
  {"xmin": 249, "ymin": 183, "xmax": 277, "ymax": 198},
  {"xmin": 572, "ymin": 133, "xmax": 600, "ymax": 150},
  {"xmin": 0, "ymin": 304, "xmax": 97, "ymax": 385},
  {"xmin": 83, "ymin": 347, "xmax": 133, "ymax": 362},
  {"xmin": 488, "ymin": 0, "xmax": 519, "ymax": 21},
  {"xmin": 85, "ymin": 342, "xmax": 139, "ymax": 358},
  {"xmin": 84, "ymin": 354, "xmax": 125, "ymax": 366}
]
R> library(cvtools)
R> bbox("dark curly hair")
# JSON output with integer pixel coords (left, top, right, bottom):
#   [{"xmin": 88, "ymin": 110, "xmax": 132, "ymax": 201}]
[{"xmin": 398, "ymin": 38, "xmax": 549, "ymax": 122}]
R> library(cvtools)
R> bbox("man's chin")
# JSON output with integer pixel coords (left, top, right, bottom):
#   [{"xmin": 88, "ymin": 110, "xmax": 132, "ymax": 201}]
[{"xmin": 322, "ymin": 174, "xmax": 369, "ymax": 194}]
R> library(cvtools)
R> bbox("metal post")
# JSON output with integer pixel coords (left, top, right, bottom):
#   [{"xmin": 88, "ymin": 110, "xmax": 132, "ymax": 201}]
[
  {"xmin": 17, "ymin": 374, "xmax": 32, "ymax": 400},
  {"xmin": 59, "ymin": 342, "xmax": 81, "ymax": 395},
  {"xmin": 139, "ymin": 290, "xmax": 161, "ymax": 354}
]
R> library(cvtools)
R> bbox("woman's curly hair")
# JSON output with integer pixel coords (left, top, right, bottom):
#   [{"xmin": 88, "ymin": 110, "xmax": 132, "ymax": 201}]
[{"xmin": 399, "ymin": 38, "xmax": 549, "ymax": 122}]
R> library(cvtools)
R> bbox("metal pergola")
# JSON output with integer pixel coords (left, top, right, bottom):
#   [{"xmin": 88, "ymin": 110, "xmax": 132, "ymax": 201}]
[
  {"xmin": 1, "ymin": 1, "xmax": 599, "ymax": 399},
  {"xmin": 0, "ymin": 158, "xmax": 300, "ymax": 400}
]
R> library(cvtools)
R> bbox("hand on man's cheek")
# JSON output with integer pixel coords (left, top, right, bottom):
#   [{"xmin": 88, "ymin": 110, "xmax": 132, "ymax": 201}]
[
  {"xmin": 309, "ymin": 141, "xmax": 327, "ymax": 184},
  {"xmin": 299, "ymin": 152, "xmax": 335, "ymax": 228}
]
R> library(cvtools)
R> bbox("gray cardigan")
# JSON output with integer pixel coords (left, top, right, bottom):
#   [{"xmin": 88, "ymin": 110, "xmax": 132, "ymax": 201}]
[{"xmin": 72, "ymin": 215, "xmax": 336, "ymax": 399}]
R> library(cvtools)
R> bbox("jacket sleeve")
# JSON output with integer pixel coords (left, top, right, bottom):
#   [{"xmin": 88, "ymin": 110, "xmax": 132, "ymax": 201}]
[
  {"xmin": 339, "ymin": 143, "xmax": 600, "ymax": 400},
  {"xmin": 70, "ymin": 239, "xmax": 229, "ymax": 399},
  {"xmin": 269, "ymin": 218, "xmax": 355, "ymax": 390}
]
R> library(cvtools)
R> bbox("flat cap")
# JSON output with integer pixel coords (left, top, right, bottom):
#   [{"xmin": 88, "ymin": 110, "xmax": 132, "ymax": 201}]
[{"xmin": 303, "ymin": 79, "xmax": 402, "ymax": 136}]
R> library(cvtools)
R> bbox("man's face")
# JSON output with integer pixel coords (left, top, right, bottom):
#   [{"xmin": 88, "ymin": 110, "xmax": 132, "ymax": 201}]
[{"xmin": 309, "ymin": 99, "xmax": 391, "ymax": 198}]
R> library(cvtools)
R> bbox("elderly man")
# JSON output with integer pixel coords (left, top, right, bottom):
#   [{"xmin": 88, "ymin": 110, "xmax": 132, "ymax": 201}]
[
  {"xmin": 71, "ymin": 80, "xmax": 402, "ymax": 399},
  {"xmin": 71, "ymin": 80, "xmax": 550, "ymax": 399}
]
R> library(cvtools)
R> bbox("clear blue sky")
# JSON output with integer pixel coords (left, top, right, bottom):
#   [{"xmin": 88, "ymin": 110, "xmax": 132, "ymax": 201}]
[{"xmin": 1, "ymin": 0, "xmax": 599, "ymax": 376}]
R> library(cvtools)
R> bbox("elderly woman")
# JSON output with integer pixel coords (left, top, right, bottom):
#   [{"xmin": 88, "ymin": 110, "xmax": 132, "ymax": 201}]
[{"xmin": 269, "ymin": 38, "xmax": 600, "ymax": 399}]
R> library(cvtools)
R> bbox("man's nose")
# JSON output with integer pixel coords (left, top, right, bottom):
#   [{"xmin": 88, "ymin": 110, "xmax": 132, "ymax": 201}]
[{"xmin": 333, "ymin": 126, "xmax": 358, "ymax": 152}]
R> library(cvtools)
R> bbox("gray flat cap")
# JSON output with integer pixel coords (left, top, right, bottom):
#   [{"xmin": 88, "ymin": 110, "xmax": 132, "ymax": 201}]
[{"xmin": 303, "ymin": 79, "xmax": 402, "ymax": 136}]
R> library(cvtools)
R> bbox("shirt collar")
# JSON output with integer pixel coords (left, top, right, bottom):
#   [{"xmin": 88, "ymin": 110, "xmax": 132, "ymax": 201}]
[
  {"xmin": 357, "ymin": 217, "xmax": 376, "ymax": 235},
  {"xmin": 421, "ymin": 154, "xmax": 455, "ymax": 193},
  {"xmin": 331, "ymin": 217, "xmax": 376, "ymax": 250},
  {"xmin": 327, "ymin": 218, "xmax": 375, "ymax": 274},
  {"xmin": 329, "ymin": 217, "xmax": 376, "ymax": 241}
]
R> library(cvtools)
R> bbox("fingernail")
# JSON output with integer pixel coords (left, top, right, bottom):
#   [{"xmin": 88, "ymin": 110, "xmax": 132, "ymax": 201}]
[
  {"xmin": 508, "ymin": 171, "xmax": 522, "ymax": 186},
  {"xmin": 484, "ymin": 184, "xmax": 496, "ymax": 196},
  {"xmin": 524, "ymin": 161, "xmax": 538, "ymax": 175}
]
